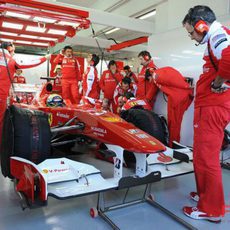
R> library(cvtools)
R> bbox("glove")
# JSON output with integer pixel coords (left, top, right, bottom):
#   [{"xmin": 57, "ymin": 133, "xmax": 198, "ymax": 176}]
[{"xmin": 145, "ymin": 68, "xmax": 155, "ymax": 81}]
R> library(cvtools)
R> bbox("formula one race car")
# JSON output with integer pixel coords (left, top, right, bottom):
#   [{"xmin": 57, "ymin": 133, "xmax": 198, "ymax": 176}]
[{"xmin": 0, "ymin": 81, "xmax": 195, "ymax": 230}]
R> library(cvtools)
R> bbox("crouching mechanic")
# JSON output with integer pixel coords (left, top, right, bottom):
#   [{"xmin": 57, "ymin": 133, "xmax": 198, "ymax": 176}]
[
  {"xmin": 117, "ymin": 92, "xmax": 152, "ymax": 114},
  {"xmin": 113, "ymin": 77, "xmax": 137, "ymax": 113},
  {"xmin": 82, "ymin": 54, "xmax": 100, "ymax": 99},
  {"xmin": 53, "ymin": 46, "xmax": 81, "ymax": 106},
  {"xmin": 0, "ymin": 42, "xmax": 48, "ymax": 142},
  {"xmin": 182, "ymin": 5, "xmax": 230, "ymax": 222}
]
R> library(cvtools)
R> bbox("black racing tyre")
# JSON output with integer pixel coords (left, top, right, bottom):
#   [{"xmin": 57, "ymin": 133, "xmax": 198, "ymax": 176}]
[
  {"xmin": 121, "ymin": 109, "xmax": 167, "ymax": 167},
  {"xmin": 0, "ymin": 105, "xmax": 51, "ymax": 178}
]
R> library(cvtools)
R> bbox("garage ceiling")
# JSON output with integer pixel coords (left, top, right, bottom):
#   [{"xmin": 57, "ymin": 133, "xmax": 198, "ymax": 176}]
[{"xmin": 15, "ymin": 0, "xmax": 165, "ymax": 59}]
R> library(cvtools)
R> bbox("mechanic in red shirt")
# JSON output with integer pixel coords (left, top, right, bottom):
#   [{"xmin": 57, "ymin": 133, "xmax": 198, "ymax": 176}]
[
  {"xmin": 82, "ymin": 54, "xmax": 100, "ymax": 99},
  {"xmin": 123, "ymin": 65, "xmax": 138, "ymax": 83},
  {"xmin": 136, "ymin": 51, "xmax": 158, "ymax": 108},
  {"xmin": 99, "ymin": 60, "xmax": 123, "ymax": 112},
  {"xmin": 113, "ymin": 77, "xmax": 137, "ymax": 112},
  {"xmin": 0, "ymin": 42, "xmax": 47, "ymax": 142},
  {"xmin": 53, "ymin": 46, "xmax": 81, "ymax": 105},
  {"xmin": 13, "ymin": 69, "xmax": 26, "ymax": 84},
  {"xmin": 53, "ymin": 64, "xmax": 62, "ymax": 86},
  {"xmin": 182, "ymin": 6, "xmax": 230, "ymax": 222}
]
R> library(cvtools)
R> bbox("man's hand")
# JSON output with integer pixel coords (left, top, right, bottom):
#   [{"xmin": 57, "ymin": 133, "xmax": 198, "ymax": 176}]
[{"xmin": 211, "ymin": 81, "xmax": 228, "ymax": 93}]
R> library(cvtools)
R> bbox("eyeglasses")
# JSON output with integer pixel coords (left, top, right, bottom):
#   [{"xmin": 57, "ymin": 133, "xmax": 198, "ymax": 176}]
[{"xmin": 188, "ymin": 30, "xmax": 195, "ymax": 36}]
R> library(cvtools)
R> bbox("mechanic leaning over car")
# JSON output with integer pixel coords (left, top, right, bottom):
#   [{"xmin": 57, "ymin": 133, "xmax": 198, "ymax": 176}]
[
  {"xmin": 82, "ymin": 53, "xmax": 100, "ymax": 100},
  {"xmin": 0, "ymin": 42, "xmax": 48, "ymax": 143},
  {"xmin": 182, "ymin": 5, "xmax": 230, "ymax": 222},
  {"xmin": 136, "ymin": 50, "xmax": 159, "ymax": 108},
  {"xmin": 53, "ymin": 45, "xmax": 82, "ymax": 106}
]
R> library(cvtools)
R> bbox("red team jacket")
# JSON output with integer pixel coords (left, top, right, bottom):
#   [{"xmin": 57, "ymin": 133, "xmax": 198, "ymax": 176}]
[
  {"xmin": 13, "ymin": 75, "xmax": 26, "ymax": 84},
  {"xmin": 53, "ymin": 54, "xmax": 81, "ymax": 81},
  {"xmin": 113, "ymin": 81, "xmax": 137, "ymax": 104},
  {"xmin": 82, "ymin": 66, "xmax": 99, "ymax": 99},
  {"xmin": 99, "ymin": 70, "xmax": 123, "ymax": 100},
  {"xmin": 136, "ymin": 60, "xmax": 158, "ymax": 105},
  {"xmin": 195, "ymin": 21, "xmax": 230, "ymax": 108}
]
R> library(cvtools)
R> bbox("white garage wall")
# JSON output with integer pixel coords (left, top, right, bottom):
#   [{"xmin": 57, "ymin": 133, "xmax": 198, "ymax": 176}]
[{"xmin": 148, "ymin": 0, "xmax": 230, "ymax": 146}]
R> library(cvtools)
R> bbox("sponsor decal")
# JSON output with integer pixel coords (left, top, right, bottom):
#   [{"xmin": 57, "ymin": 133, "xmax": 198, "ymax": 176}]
[
  {"xmin": 128, "ymin": 129, "xmax": 139, "ymax": 134},
  {"xmin": 212, "ymin": 33, "xmax": 226, "ymax": 43},
  {"xmin": 157, "ymin": 153, "xmax": 173, "ymax": 163},
  {"xmin": 136, "ymin": 133, "xmax": 148, "ymax": 139},
  {"xmin": 214, "ymin": 38, "xmax": 227, "ymax": 49},
  {"xmin": 42, "ymin": 168, "xmax": 69, "ymax": 174},
  {"xmin": 56, "ymin": 112, "xmax": 70, "ymax": 119},
  {"xmin": 102, "ymin": 117, "xmax": 122, "ymax": 122},
  {"xmin": 149, "ymin": 141, "xmax": 156, "ymax": 146},
  {"xmin": 48, "ymin": 113, "xmax": 53, "ymax": 126},
  {"xmin": 91, "ymin": 127, "xmax": 107, "ymax": 134},
  {"xmin": 42, "ymin": 169, "xmax": 49, "ymax": 174}
]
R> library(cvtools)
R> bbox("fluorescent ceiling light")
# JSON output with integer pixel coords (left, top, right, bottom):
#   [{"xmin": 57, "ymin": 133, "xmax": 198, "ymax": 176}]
[
  {"xmin": 16, "ymin": 40, "xmax": 32, "ymax": 44},
  {"xmin": 2, "ymin": 22, "xmax": 23, "ymax": 29},
  {"xmin": 105, "ymin": 28, "xmax": 120, "ymax": 35},
  {"xmin": 6, "ymin": 11, "xmax": 30, "ymax": 19},
  {"xmin": 58, "ymin": 21, "xmax": 80, "ymax": 27},
  {"xmin": 0, "ymin": 31, "xmax": 18, "ymax": 36},
  {"xmin": 182, "ymin": 50, "xmax": 193, "ymax": 54},
  {"xmin": 20, "ymin": 34, "xmax": 38, "ymax": 39},
  {"xmin": 26, "ymin": 26, "xmax": 46, "ymax": 33},
  {"xmin": 48, "ymin": 29, "xmax": 67, "ymax": 35},
  {"xmin": 0, "ymin": 38, "xmax": 14, "ymax": 42},
  {"xmin": 33, "ymin": 42, "xmax": 49, "ymax": 46},
  {"xmin": 39, "ymin": 37, "xmax": 57, "ymax": 41},
  {"xmin": 152, "ymin": 56, "xmax": 161, "ymax": 60},
  {"xmin": 138, "ymin": 10, "xmax": 156, "ymax": 20},
  {"xmin": 33, "ymin": 17, "xmax": 56, "ymax": 23},
  {"xmin": 170, "ymin": 54, "xmax": 191, "ymax": 59}
]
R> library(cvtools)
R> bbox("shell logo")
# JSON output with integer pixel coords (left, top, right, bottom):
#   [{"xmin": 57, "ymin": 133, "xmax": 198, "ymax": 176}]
[
  {"xmin": 48, "ymin": 113, "xmax": 53, "ymax": 126},
  {"xmin": 149, "ymin": 141, "xmax": 156, "ymax": 146},
  {"xmin": 102, "ymin": 117, "xmax": 122, "ymax": 122},
  {"xmin": 42, "ymin": 169, "xmax": 49, "ymax": 174}
]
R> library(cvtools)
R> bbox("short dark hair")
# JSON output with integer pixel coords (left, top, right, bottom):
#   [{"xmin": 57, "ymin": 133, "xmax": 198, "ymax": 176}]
[
  {"xmin": 124, "ymin": 65, "xmax": 130, "ymax": 71},
  {"xmin": 138, "ymin": 50, "xmax": 151, "ymax": 59},
  {"xmin": 182, "ymin": 5, "xmax": 216, "ymax": 26},
  {"xmin": 108, "ymin": 60, "xmax": 117, "ymax": 68},
  {"xmin": 124, "ymin": 91, "xmax": 134, "ymax": 99},
  {"xmin": 1, "ymin": 42, "xmax": 13, "ymax": 49},
  {"xmin": 122, "ymin": 77, "xmax": 131, "ymax": 85},
  {"xmin": 63, "ymin": 45, "xmax": 73, "ymax": 51},
  {"xmin": 91, "ymin": 54, "xmax": 100, "ymax": 66}
]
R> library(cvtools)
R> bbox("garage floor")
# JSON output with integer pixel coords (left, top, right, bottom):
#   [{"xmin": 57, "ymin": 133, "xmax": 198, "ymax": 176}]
[{"xmin": 0, "ymin": 148, "xmax": 230, "ymax": 230}]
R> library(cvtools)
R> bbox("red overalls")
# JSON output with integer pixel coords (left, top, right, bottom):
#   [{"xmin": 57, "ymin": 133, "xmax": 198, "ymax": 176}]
[
  {"xmin": 136, "ymin": 60, "xmax": 158, "ymax": 108},
  {"xmin": 193, "ymin": 22, "xmax": 230, "ymax": 216},
  {"xmin": 53, "ymin": 54, "xmax": 81, "ymax": 105}
]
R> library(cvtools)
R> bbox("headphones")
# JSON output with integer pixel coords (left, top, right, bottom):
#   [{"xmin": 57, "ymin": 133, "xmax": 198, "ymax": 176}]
[
  {"xmin": 194, "ymin": 20, "xmax": 209, "ymax": 35},
  {"xmin": 143, "ymin": 54, "xmax": 150, "ymax": 61},
  {"xmin": 188, "ymin": 8, "xmax": 209, "ymax": 35}
]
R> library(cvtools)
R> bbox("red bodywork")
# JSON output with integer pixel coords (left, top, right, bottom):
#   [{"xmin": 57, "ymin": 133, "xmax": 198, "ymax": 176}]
[{"xmin": 17, "ymin": 83, "xmax": 166, "ymax": 154}]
